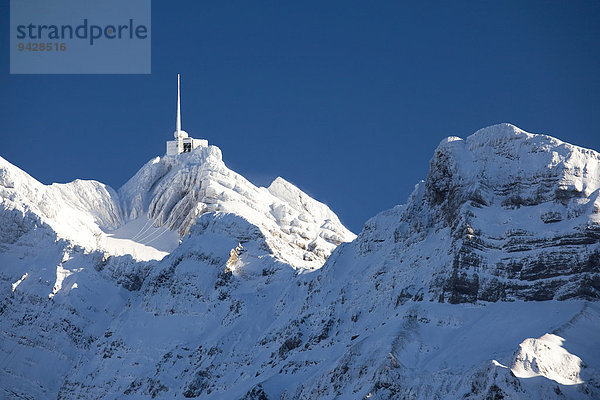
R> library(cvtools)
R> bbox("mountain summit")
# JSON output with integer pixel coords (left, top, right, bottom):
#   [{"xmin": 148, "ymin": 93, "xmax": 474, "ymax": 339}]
[
  {"xmin": 118, "ymin": 145, "xmax": 355, "ymax": 269},
  {"xmin": 0, "ymin": 144, "xmax": 355, "ymax": 266},
  {"xmin": 1, "ymin": 124, "xmax": 599, "ymax": 399},
  {"xmin": 346, "ymin": 122, "xmax": 600, "ymax": 304}
]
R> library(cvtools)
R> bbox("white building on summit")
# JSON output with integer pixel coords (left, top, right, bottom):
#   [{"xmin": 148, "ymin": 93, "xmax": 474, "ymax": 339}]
[{"xmin": 166, "ymin": 74, "xmax": 208, "ymax": 156}]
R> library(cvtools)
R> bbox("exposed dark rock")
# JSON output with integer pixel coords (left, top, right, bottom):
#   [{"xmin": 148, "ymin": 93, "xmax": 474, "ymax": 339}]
[
  {"xmin": 278, "ymin": 335, "xmax": 302, "ymax": 358},
  {"xmin": 182, "ymin": 369, "xmax": 210, "ymax": 398},
  {"xmin": 239, "ymin": 384, "xmax": 269, "ymax": 400}
]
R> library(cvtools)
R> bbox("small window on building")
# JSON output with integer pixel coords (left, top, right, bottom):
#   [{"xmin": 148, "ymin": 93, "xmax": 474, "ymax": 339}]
[{"xmin": 183, "ymin": 143, "xmax": 192, "ymax": 152}]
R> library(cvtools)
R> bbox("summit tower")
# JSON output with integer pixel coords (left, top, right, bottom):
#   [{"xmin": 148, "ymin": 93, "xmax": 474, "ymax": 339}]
[{"xmin": 166, "ymin": 74, "xmax": 208, "ymax": 156}]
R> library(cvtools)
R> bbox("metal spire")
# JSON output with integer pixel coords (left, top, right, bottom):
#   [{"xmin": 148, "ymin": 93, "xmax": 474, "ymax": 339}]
[{"xmin": 176, "ymin": 74, "xmax": 181, "ymax": 132}]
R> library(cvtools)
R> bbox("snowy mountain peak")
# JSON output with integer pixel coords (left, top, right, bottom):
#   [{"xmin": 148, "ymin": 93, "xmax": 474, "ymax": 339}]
[
  {"xmin": 1, "ymin": 143, "xmax": 354, "ymax": 268},
  {"xmin": 435, "ymin": 123, "xmax": 536, "ymax": 151},
  {"xmin": 119, "ymin": 144, "xmax": 355, "ymax": 269},
  {"xmin": 469, "ymin": 121, "xmax": 527, "ymax": 140},
  {"xmin": 335, "ymin": 124, "xmax": 600, "ymax": 305},
  {"xmin": 428, "ymin": 122, "xmax": 600, "ymax": 211}
]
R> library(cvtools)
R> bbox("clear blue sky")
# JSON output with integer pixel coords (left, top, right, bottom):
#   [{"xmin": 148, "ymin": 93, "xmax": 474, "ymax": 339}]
[{"xmin": 2, "ymin": 1, "xmax": 600, "ymax": 232}]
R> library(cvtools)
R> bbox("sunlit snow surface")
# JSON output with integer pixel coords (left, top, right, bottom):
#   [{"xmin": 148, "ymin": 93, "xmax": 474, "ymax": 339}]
[
  {"xmin": 1, "ymin": 124, "xmax": 599, "ymax": 399},
  {"xmin": 102, "ymin": 216, "xmax": 178, "ymax": 260},
  {"xmin": 511, "ymin": 333, "xmax": 584, "ymax": 385},
  {"xmin": 10, "ymin": 272, "xmax": 27, "ymax": 292}
]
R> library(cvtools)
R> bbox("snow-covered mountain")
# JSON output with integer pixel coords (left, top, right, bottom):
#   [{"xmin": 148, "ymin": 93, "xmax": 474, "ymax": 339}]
[
  {"xmin": 117, "ymin": 145, "xmax": 354, "ymax": 269},
  {"xmin": 0, "ymin": 144, "xmax": 354, "ymax": 398},
  {"xmin": 354, "ymin": 123, "xmax": 600, "ymax": 304},
  {"xmin": 1, "ymin": 124, "xmax": 599, "ymax": 400}
]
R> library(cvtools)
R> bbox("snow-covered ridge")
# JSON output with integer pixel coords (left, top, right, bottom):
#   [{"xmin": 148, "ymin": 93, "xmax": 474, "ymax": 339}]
[
  {"xmin": 0, "ymin": 143, "xmax": 355, "ymax": 268},
  {"xmin": 1, "ymin": 123, "xmax": 599, "ymax": 400},
  {"xmin": 118, "ymin": 145, "xmax": 355, "ymax": 269},
  {"xmin": 431, "ymin": 123, "xmax": 600, "ymax": 206},
  {"xmin": 0, "ymin": 156, "xmax": 122, "ymax": 231},
  {"xmin": 0, "ymin": 155, "xmax": 124, "ymax": 253}
]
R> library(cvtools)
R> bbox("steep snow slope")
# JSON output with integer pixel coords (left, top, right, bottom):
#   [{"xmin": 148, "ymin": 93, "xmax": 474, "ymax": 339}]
[
  {"xmin": 0, "ymin": 156, "xmax": 121, "ymax": 242},
  {"xmin": 118, "ymin": 145, "xmax": 355, "ymax": 269},
  {"xmin": 2, "ymin": 124, "xmax": 600, "ymax": 400},
  {"xmin": 0, "ymin": 207, "xmax": 147, "ymax": 398},
  {"xmin": 55, "ymin": 213, "xmax": 600, "ymax": 399},
  {"xmin": 0, "ymin": 156, "xmax": 167, "ymax": 260},
  {"xmin": 0, "ymin": 144, "xmax": 355, "ymax": 399}
]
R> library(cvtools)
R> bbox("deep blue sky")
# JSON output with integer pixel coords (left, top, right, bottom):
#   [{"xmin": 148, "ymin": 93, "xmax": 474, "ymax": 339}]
[{"xmin": 2, "ymin": 1, "xmax": 600, "ymax": 232}]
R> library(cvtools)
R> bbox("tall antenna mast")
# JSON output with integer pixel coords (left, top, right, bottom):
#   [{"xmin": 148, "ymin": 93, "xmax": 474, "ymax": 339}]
[
  {"xmin": 167, "ymin": 73, "xmax": 204, "ymax": 156},
  {"xmin": 176, "ymin": 74, "xmax": 182, "ymax": 132}
]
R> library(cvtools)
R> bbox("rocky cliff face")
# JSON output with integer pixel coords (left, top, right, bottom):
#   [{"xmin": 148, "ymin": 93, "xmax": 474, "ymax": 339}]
[
  {"xmin": 351, "ymin": 123, "xmax": 600, "ymax": 305},
  {"xmin": 1, "ymin": 124, "xmax": 599, "ymax": 400}
]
